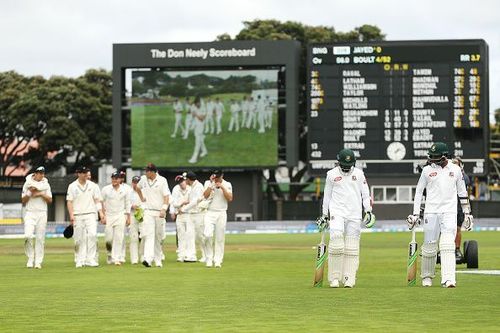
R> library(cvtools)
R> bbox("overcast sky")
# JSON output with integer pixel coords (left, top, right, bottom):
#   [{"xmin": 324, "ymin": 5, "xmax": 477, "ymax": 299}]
[{"xmin": 1, "ymin": 0, "xmax": 498, "ymax": 121}]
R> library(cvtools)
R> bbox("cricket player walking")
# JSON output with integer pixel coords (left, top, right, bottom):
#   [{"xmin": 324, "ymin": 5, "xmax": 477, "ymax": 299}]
[
  {"xmin": 21, "ymin": 166, "xmax": 52, "ymax": 269},
  {"xmin": 66, "ymin": 166, "xmax": 105, "ymax": 268},
  {"xmin": 129, "ymin": 176, "xmax": 144, "ymax": 264},
  {"xmin": 181, "ymin": 171, "xmax": 207, "ymax": 262},
  {"xmin": 214, "ymin": 97, "xmax": 225, "ymax": 135},
  {"xmin": 407, "ymin": 142, "xmax": 473, "ymax": 288},
  {"xmin": 256, "ymin": 95, "xmax": 266, "ymax": 133},
  {"xmin": 204, "ymin": 98, "xmax": 215, "ymax": 135},
  {"xmin": 135, "ymin": 163, "xmax": 171, "ymax": 267},
  {"xmin": 189, "ymin": 97, "xmax": 208, "ymax": 164},
  {"xmin": 101, "ymin": 172, "xmax": 131, "ymax": 265},
  {"xmin": 228, "ymin": 99, "xmax": 241, "ymax": 132},
  {"xmin": 171, "ymin": 98, "xmax": 185, "ymax": 138},
  {"xmin": 171, "ymin": 174, "xmax": 196, "ymax": 262},
  {"xmin": 183, "ymin": 98, "xmax": 193, "ymax": 140},
  {"xmin": 203, "ymin": 170, "xmax": 233, "ymax": 268},
  {"xmin": 321, "ymin": 149, "xmax": 375, "ymax": 288}
]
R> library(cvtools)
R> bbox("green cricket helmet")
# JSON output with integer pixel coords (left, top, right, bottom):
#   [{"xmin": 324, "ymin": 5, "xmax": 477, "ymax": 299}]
[
  {"xmin": 337, "ymin": 149, "xmax": 356, "ymax": 172},
  {"xmin": 428, "ymin": 142, "xmax": 449, "ymax": 165}
]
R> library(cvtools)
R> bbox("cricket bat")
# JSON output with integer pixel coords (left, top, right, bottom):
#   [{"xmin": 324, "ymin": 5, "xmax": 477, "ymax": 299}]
[
  {"xmin": 313, "ymin": 231, "xmax": 327, "ymax": 287},
  {"xmin": 407, "ymin": 228, "xmax": 418, "ymax": 286}
]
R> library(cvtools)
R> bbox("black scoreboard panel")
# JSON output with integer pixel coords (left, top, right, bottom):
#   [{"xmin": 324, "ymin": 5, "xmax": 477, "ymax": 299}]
[{"xmin": 307, "ymin": 40, "xmax": 489, "ymax": 176}]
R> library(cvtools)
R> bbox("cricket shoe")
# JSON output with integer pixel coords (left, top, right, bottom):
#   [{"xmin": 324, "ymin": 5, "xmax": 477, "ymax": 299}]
[
  {"xmin": 198, "ymin": 257, "xmax": 206, "ymax": 263},
  {"xmin": 107, "ymin": 256, "xmax": 113, "ymax": 265},
  {"xmin": 75, "ymin": 263, "xmax": 84, "ymax": 268},
  {"xmin": 200, "ymin": 151, "xmax": 208, "ymax": 158},
  {"xmin": 26, "ymin": 261, "xmax": 34, "ymax": 268},
  {"xmin": 214, "ymin": 263, "xmax": 222, "ymax": 268},
  {"xmin": 34, "ymin": 264, "xmax": 42, "ymax": 269},
  {"xmin": 188, "ymin": 158, "xmax": 197, "ymax": 164},
  {"xmin": 184, "ymin": 258, "xmax": 197, "ymax": 263},
  {"xmin": 442, "ymin": 280, "xmax": 456, "ymax": 288},
  {"xmin": 114, "ymin": 262, "xmax": 122, "ymax": 266},
  {"xmin": 206, "ymin": 261, "xmax": 213, "ymax": 268},
  {"xmin": 176, "ymin": 257, "xmax": 184, "ymax": 262},
  {"xmin": 86, "ymin": 261, "xmax": 99, "ymax": 267},
  {"xmin": 142, "ymin": 260, "xmax": 151, "ymax": 268},
  {"xmin": 329, "ymin": 280, "xmax": 340, "ymax": 288},
  {"xmin": 422, "ymin": 277, "xmax": 432, "ymax": 287}
]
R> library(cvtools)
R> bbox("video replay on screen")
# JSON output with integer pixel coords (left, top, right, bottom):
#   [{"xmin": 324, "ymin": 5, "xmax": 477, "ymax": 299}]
[{"xmin": 127, "ymin": 67, "xmax": 282, "ymax": 168}]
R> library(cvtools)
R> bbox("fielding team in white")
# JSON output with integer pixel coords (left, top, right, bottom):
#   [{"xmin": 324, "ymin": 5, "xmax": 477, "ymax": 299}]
[{"xmin": 22, "ymin": 142, "xmax": 474, "ymax": 288}]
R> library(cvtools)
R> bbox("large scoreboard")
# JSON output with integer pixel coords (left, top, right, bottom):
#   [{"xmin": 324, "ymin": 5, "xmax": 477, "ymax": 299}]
[{"xmin": 307, "ymin": 39, "xmax": 489, "ymax": 176}]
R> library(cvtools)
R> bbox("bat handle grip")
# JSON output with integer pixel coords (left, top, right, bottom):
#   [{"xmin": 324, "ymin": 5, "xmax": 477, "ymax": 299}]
[
  {"xmin": 320, "ymin": 230, "xmax": 326, "ymax": 244},
  {"xmin": 411, "ymin": 227, "xmax": 416, "ymax": 243}
]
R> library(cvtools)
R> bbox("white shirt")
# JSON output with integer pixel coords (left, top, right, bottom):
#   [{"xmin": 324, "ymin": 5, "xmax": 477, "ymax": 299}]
[
  {"xmin": 170, "ymin": 184, "xmax": 190, "ymax": 214},
  {"xmin": 137, "ymin": 174, "xmax": 171, "ymax": 216},
  {"xmin": 322, "ymin": 167, "xmax": 371, "ymax": 220},
  {"xmin": 101, "ymin": 184, "xmax": 131, "ymax": 216},
  {"xmin": 214, "ymin": 101, "xmax": 225, "ymax": 116},
  {"xmin": 204, "ymin": 179, "xmax": 232, "ymax": 211},
  {"xmin": 230, "ymin": 103, "xmax": 241, "ymax": 114},
  {"xmin": 181, "ymin": 180, "xmax": 205, "ymax": 214},
  {"xmin": 173, "ymin": 101, "xmax": 183, "ymax": 113},
  {"xmin": 241, "ymin": 100, "xmax": 250, "ymax": 113},
  {"xmin": 205, "ymin": 101, "xmax": 214, "ymax": 116},
  {"xmin": 191, "ymin": 104, "xmax": 206, "ymax": 134},
  {"xmin": 130, "ymin": 186, "xmax": 142, "ymax": 212},
  {"xmin": 66, "ymin": 180, "xmax": 102, "ymax": 215},
  {"xmin": 22, "ymin": 174, "xmax": 52, "ymax": 212},
  {"xmin": 413, "ymin": 162, "xmax": 467, "ymax": 215},
  {"xmin": 256, "ymin": 99, "xmax": 265, "ymax": 113}
]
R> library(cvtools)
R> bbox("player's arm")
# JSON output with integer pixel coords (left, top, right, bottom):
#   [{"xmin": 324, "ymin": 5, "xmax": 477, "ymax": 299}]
[
  {"xmin": 219, "ymin": 183, "xmax": 233, "ymax": 202},
  {"xmin": 203, "ymin": 181, "xmax": 214, "ymax": 199},
  {"xmin": 135, "ymin": 185, "xmax": 145, "ymax": 202},
  {"xmin": 124, "ymin": 190, "xmax": 131, "ymax": 226},
  {"xmin": 21, "ymin": 183, "xmax": 31, "ymax": 204},
  {"xmin": 457, "ymin": 172, "xmax": 474, "ymax": 230},
  {"xmin": 67, "ymin": 200, "xmax": 75, "ymax": 225},
  {"xmin": 360, "ymin": 174, "xmax": 375, "ymax": 228},
  {"xmin": 160, "ymin": 181, "xmax": 171, "ymax": 218},
  {"xmin": 34, "ymin": 184, "xmax": 53, "ymax": 204},
  {"xmin": 321, "ymin": 174, "xmax": 332, "ymax": 217},
  {"xmin": 412, "ymin": 172, "xmax": 428, "ymax": 215},
  {"xmin": 93, "ymin": 186, "xmax": 105, "ymax": 224}
]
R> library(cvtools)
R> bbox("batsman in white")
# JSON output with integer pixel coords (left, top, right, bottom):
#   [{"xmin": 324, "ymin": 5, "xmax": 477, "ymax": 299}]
[
  {"xmin": 181, "ymin": 171, "xmax": 207, "ymax": 262},
  {"xmin": 203, "ymin": 170, "xmax": 233, "ymax": 268},
  {"xmin": 129, "ymin": 176, "xmax": 144, "ymax": 264},
  {"xmin": 135, "ymin": 163, "xmax": 171, "ymax": 268},
  {"xmin": 21, "ymin": 166, "xmax": 52, "ymax": 269},
  {"xmin": 407, "ymin": 142, "xmax": 473, "ymax": 288},
  {"xmin": 188, "ymin": 97, "xmax": 208, "ymax": 164},
  {"xmin": 171, "ymin": 98, "xmax": 185, "ymax": 138},
  {"xmin": 101, "ymin": 171, "xmax": 131, "ymax": 266},
  {"xmin": 170, "ymin": 174, "xmax": 196, "ymax": 262},
  {"xmin": 321, "ymin": 149, "xmax": 375, "ymax": 288},
  {"xmin": 66, "ymin": 166, "xmax": 105, "ymax": 268},
  {"xmin": 214, "ymin": 97, "xmax": 225, "ymax": 135}
]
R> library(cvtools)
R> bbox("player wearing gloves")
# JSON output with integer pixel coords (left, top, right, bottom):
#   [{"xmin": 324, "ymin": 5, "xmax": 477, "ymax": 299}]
[
  {"xmin": 407, "ymin": 142, "xmax": 473, "ymax": 288},
  {"xmin": 321, "ymin": 149, "xmax": 375, "ymax": 288}
]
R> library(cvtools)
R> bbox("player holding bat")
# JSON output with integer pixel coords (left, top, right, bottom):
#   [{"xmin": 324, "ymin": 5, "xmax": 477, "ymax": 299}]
[
  {"xmin": 407, "ymin": 142, "xmax": 473, "ymax": 288},
  {"xmin": 319, "ymin": 149, "xmax": 375, "ymax": 288}
]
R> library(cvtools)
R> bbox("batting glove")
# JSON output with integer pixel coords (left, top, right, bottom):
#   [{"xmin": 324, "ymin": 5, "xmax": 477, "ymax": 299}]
[
  {"xmin": 406, "ymin": 214, "xmax": 420, "ymax": 230},
  {"xmin": 315, "ymin": 215, "xmax": 329, "ymax": 232},
  {"xmin": 363, "ymin": 211, "xmax": 376, "ymax": 228},
  {"xmin": 463, "ymin": 214, "xmax": 474, "ymax": 231}
]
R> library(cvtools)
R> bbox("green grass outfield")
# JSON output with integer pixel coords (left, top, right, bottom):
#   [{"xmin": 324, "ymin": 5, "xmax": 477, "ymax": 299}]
[
  {"xmin": 1, "ymin": 232, "xmax": 499, "ymax": 332},
  {"xmin": 131, "ymin": 93, "xmax": 278, "ymax": 168}
]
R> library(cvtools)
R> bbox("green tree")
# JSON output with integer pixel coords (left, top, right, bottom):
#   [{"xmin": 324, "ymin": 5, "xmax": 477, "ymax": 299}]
[{"xmin": 217, "ymin": 19, "xmax": 385, "ymax": 200}]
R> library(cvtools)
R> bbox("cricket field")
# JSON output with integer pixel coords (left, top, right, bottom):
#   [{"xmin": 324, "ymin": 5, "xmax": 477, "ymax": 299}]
[{"xmin": 0, "ymin": 231, "xmax": 499, "ymax": 332}]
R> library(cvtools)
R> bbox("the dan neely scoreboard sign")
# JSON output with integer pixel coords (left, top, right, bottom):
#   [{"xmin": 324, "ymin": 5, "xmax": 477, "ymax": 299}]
[{"xmin": 307, "ymin": 40, "xmax": 489, "ymax": 176}]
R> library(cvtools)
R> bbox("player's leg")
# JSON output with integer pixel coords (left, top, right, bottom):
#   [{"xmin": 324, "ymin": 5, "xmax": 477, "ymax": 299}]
[
  {"xmin": 104, "ymin": 218, "xmax": 113, "ymax": 264},
  {"xmin": 328, "ymin": 216, "xmax": 345, "ymax": 287},
  {"xmin": 193, "ymin": 213, "xmax": 206, "ymax": 262},
  {"xmin": 112, "ymin": 216, "xmax": 126, "ymax": 265},
  {"xmin": 235, "ymin": 113, "xmax": 239, "ymax": 132},
  {"xmin": 213, "ymin": 211, "xmax": 227, "ymax": 268},
  {"xmin": 73, "ymin": 217, "xmax": 85, "ymax": 267},
  {"xmin": 153, "ymin": 217, "xmax": 165, "ymax": 267},
  {"xmin": 85, "ymin": 216, "xmax": 99, "ymax": 266},
  {"xmin": 421, "ymin": 213, "xmax": 440, "ymax": 286},
  {"xmin": 200, "ymin": 133, "xmax": 207, "ymax": 157},
  {"xmin": 33, "ymin": 213, "xmax": 47, "ymax": 268},
  {"xmin": 455, "ymin": 211, "xmax": 464, "ymax": 260},
  {"xmin": 203, "ymin": 211, "xmax": 216, "ymax": 267},
  {"xmin": 176, "ymin": 215, "xmax": 186, "ymax": 261},
  {"xmin": 184, "ymin": 214, "xmax": 197, "ymax": 262},
  {"xmin": 23, "ymin": 212, "xmax": 36, "ymax": 268},
  {"xmin": 343, "ymin": 220, "xmax": 361, "ymax": 288},
  {"xmin": 129, "ymin": 218, "xmax": 139, "ymax": 264},
  {"xmin": 189, "ymin": 132, "xmax": 201, "ymax": 163},
  {"xmin": 141, "ymin": 215, "xmax": 155, "ymax": 266},
  {"xmin": 440, "ymin": 213, "xmax": 458, "ymax": 287}
]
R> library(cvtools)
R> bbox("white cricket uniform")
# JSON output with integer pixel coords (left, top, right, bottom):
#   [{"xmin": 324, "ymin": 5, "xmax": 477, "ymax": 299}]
[
  {"xmin": 265, "ymin": 100, "xmax": 273, "ymax": 129},
  {"xmin": 118, "ymin": 183, "xmax": 132, "ymax": 262},
  {"xmin": 102, "ymin": 184, "xmax": 130, "ymax": 264},
  {"xmin": 66, "ymin": 180, "xmax": 102, "ymax": 267},
  {"xmin": 137, "ymin": 174, "xmax": 171, "ymax": 266},
  {"xmin": 183, "ymin": 103, "xmax": 193, "ymax": 139},
  {"xmin": 129, "ymin": 186, "xmax": 144, "ymax": 264},
  {"xmin": 228, "ymin": 102, "xmax": 240, "ymax": 132},
  {"xmin": 240, "ymin": 100, "xmax": 249, "ymax": 128},
  {"xmin": 22, "ymin": 174, "xmax": 52, "ymax": 267},
  {"xmin": 246, "ymin": 100, "xmax": 256, "ymax": 129},
  {"xmin": 214, "ymin": 101, "xmax": 225, "ymax": 134},
  {"xmin": 189, "ymin": 104, "xmax": 208, "ymax": 163},
  {"xmin": 204, "ymin": 101, "xmax": 215, "ymax": 134},
  {"xmin": 171, "ymin": 184, "xmax": 196, "ymax": 261},
  {"xmin": 256, "ymin": 98, "xmax": 266, "ymax": 133},
  {"xmin": 413, "ymin": 162, "xmax": 468, "ymax": 285},
  {"xmin": 181, "ymin": 180, "xmax": 206, "ymax": 261},
  {"xmin": 203, "ymin": 179, "xmax": 232, "ymax": 266},
  {"xmin": 171, "ymin": 101, "xmax": 184, "ymax": 137},
  {"xmin": 322, "ymin": 166, "xmax": 371, "ymax": 287}
]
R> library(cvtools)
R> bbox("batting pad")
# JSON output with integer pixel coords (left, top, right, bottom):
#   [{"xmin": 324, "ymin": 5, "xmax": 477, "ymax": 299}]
[
  {"xmin": 343, "ymin": 236, "xmax": 360, "ymax": 287},
  {"xmin": 421, "ymin": 242, "xmax": 437, "ymax": 279},
  {"xmin": 439, "ymin": 233, "xmax": 456, "ymax": 284},
  {"xmin": 328, "ymin": 233, "xmax": 344, "ymax": 283}
]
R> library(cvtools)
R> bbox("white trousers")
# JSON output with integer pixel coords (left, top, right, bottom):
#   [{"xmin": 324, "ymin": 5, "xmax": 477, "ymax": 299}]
[
  {"xmin": 422, "ymin": 213, "xmax": 457, "ymax": 284},
  {"xmin": 228, "ymin": 112, "xmax": 239, "ymax": 132},
  {"xmin": 191, "ymin": 212, "xmax": 206, "ymax": 260},
  {"xmin": 246, "ymin": 111, "xmax": 256, "ymax": 129},
  {"xmin": 183, "ymin": 115, "xmax": 192, "ymax": 139},
  {"xmin": 257, "ymin": 111, "xmax": 265, "ymax": 133},
  {"xmin": 215, "ymin": 113, "xmax": 222, "ymax": 134},
  {"xmin": 176, "ymin": 213, "xmax": 196, "ymax": 260},
  {"xmin": 142, "ymin": 214, "xmax": 166, "ymax": 265},
  {"xmin": 129, "ymin": 216, "xmax": 144, "ymax": 264},
  {"xmin": 24, "ymin": 211, "xmax": 47, "ymax": 266},
  {"xmin": 204, "ymin": 210, "xmax": 227, "ymax": 265},
  {"xmin": 172, "ymin": 113, "xmax": 184, "ymax": 136},
  {"xmin": 74, "ymin": 214, "xmax": 98, "ymax": 266},
  {"xmin": 105, "ymin": 214, "xmax": 126, "ymax": 263},
  {"xmin": 190, "ymin": 130, "xmax": 207, "ymax": 161},
  {"xmin": 204, "ymin": 114, "xmax": 214, "ymax": 134}
]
